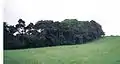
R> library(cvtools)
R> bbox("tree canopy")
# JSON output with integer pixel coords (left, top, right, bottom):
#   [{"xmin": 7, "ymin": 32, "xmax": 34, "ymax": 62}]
[{"xmin": 4, "ymin": 19, "xmax": 105, "ymax": 50}]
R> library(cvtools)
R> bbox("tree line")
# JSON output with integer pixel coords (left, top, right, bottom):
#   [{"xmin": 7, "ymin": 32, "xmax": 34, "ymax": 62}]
[{"xmin": 4, "ymin": 19, "xmax": 105, "ymax": 50}]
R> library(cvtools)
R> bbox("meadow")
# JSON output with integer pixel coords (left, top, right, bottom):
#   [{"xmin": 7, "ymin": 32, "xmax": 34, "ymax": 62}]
[{"xmin": 4, "ymin": 36, "xmax": 120, "ymax": 64}]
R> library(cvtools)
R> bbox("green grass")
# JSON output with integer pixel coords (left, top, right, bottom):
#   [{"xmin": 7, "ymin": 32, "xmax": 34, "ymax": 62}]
[{"xmin": 4, "ymin": 36, "xmax": 120, "ymax": 64}]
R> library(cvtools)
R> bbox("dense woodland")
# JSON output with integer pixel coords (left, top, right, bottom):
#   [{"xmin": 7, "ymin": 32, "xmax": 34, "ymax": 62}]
[{"xmin": 4, "ymin": 19, "xmax": 105, "ymax": 50}]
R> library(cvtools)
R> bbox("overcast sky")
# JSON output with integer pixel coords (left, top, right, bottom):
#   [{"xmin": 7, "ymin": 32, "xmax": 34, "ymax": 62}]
[{"xmin": 4, "ymin": 0, "xmax": 120, "ymax": 36}]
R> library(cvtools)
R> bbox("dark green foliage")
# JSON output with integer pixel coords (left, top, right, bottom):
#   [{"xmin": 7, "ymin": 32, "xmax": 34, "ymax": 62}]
[
  {"xmin": 3, "ymin": 19, "xmax": 105, "ymax": 49},
  {"xmin": 3, "ymin": 22, "xmax": 24, "ymax": 49}
]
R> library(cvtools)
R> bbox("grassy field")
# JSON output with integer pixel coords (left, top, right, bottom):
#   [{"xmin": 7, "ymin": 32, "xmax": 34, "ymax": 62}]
[{"xmin": 4, "ymin": 36, "xmax": 120, "ymax": 64}]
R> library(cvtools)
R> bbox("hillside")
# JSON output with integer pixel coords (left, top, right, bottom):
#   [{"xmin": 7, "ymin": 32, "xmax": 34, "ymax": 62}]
[{"xmin": 4, "ymin": 36, "xmax": 120, "ymax": 64}]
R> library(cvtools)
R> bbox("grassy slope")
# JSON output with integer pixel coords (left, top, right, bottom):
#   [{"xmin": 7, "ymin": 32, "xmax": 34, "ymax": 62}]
[{"xmin": 4, "ymin": 36, "xmax": 120, "ymax": 64}]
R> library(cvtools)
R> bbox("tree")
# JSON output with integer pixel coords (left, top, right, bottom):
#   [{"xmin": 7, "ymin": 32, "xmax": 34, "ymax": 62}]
[
  {"xmin": 4, "ymin": 19, "xmax": 105, "ymax": 49},
  {"xmin": 3, "ymin": 22, "xmax": 24, "ymax": 49}
]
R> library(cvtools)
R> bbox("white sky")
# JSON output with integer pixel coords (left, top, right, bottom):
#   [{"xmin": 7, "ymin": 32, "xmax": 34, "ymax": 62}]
[{"xmin": 4, "ymin": 0, "xmax": 120, "ymax": 36}]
